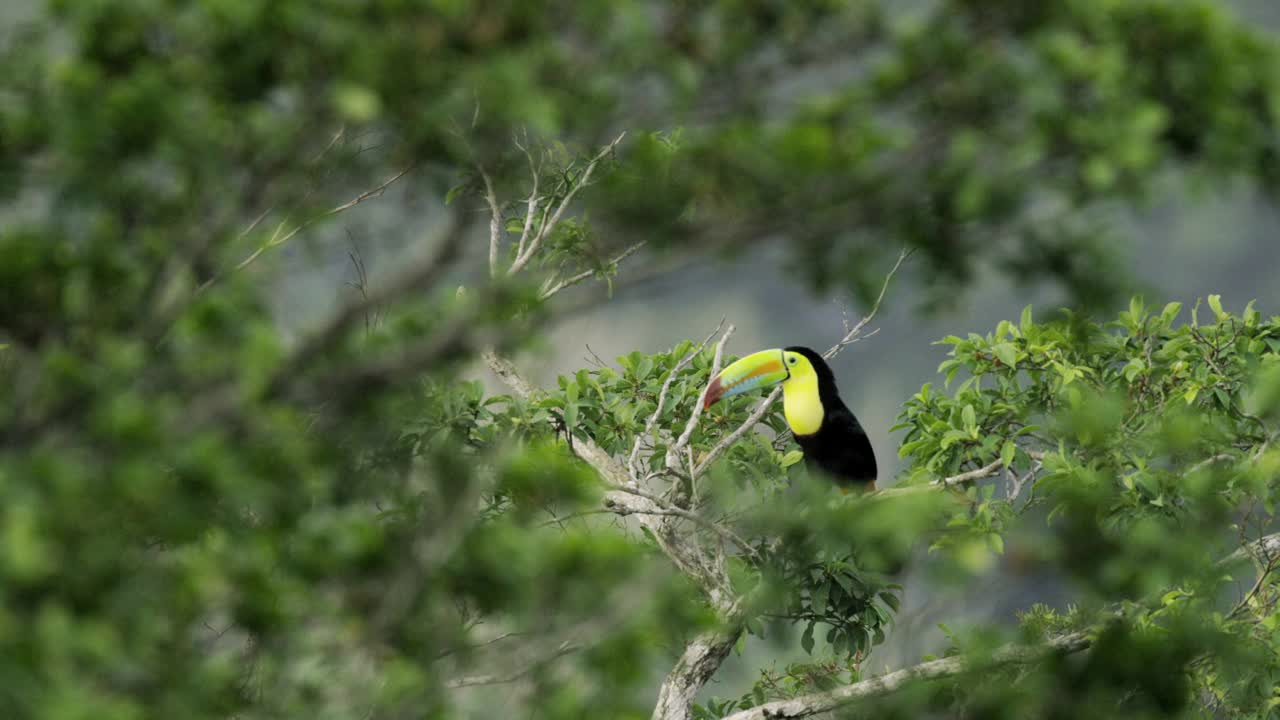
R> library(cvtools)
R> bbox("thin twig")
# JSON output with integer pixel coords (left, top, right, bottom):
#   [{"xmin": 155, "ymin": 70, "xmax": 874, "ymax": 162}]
[
  {"xmin": 672, "ymin": 324, "xmax": 734, "ymax": 462},
  {"xmin": 604, "ymin": 485, "xmax": 759, "ymax": 561},
  {"xmin": 508, "ymin": 133, "xmax": 625, "ymax": 275},
  {"xmin": 940, "ymin": 459, "xmax": 1005, "ymax": 488},
  {"xmin": 628, "ymin": 324, "xmax": 722, "ymax": 480},
  {"xmin": 446, "ymin": 642, "xmax": 580, "ymax": 688},
  {"xmin": 203, "ymin": 166, "xmax": 414, "ymax": 293},
  {"xmin": 514, "ymin": 131, "xmax": 542, "ymax": 261},
  {"xmin": 694, "ymin": 386, "xmax": 782, "ymax": 479},
  {"xmin": 823, "ymin": 248, "xmax": 913, "ymax": 359},
  {"xmin": 262, "ymin": 220, "xmax": 467, "ymax": 399},
  {"xmin": 436, "ymin": 631, "xmax": 527, "ymax": 660},
  {"xmin": 539, "ymin": 241, "xmax": 647, "ymax": 300},
  {"xmin": 717, "ymin": 633, "xmax": 1091, "ymax": 720}
]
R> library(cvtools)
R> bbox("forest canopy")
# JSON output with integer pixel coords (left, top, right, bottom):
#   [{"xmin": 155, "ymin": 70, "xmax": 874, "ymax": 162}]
[{"xmin": 4, "ymin": 1, "xmax": 1280, "ymax": 719}]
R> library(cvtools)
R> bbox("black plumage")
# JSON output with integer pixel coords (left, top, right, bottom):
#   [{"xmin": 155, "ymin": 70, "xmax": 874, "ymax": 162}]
[{"xmin": 785, "ymin": 346, "xmax": 878, "ymax": 492}]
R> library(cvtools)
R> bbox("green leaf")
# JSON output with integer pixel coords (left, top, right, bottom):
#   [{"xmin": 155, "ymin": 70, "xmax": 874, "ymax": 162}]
[
  {"xmin": 991, "ymin": 342, "xmax": 1017, "ymax": 369},
  {"xmin": 1000, "ymin": 439, "xmax": 1016, "ymax": 468},
  {"xmin": 1183, "ymin": 385, "xmax": 1200, "ymax": 405},
  {"xmin": 812, "ymin": 581, "xmax": 830, "ymax": 616},
  {"xmin": 987, "ymin": 533, "xmax": 1005, "ymax": 555},
  {"xmin": 801, "ymin": 623, "xmax": 815, "ymax": 654},
  {"xmin": 1208, "ymin": 294, "xmax": 1225, "ymax": 319},
  {"xmin": 941, "ymin": 429, "xmax": 971, "ymax": 450},
  {"xmin": 1020, "ymin": 305, "xmax": 1034, "ymax": 333},
  {"xmin": 780, "ymin": 450, "xmax": 805, "ymax": 468},
  {"xmin": 961, "ymin": 404, "xmax": 977, "ymax": 433},
  {"xmin": 1122, "ymin": 358, "xmax": 1145, "ymax": 382},
  {"xmin": 833, "ymin": 570, "xmax": 857, "ymax": 596},
  {"xmin": 636, "ymin": 356, "xmax": 654, "ymax": 381}
]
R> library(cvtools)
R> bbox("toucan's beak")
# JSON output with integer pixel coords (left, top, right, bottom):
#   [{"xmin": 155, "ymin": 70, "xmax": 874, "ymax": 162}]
[{"xmin": 703, "ymin": 349, "xmax": 789, "ymax": 409}]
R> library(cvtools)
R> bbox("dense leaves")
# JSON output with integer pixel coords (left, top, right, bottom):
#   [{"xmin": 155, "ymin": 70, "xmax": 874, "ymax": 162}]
[
  {"xmin": 6, "ymin": 1, "xmax": 1280, "ymax": 719},
  {"xmin": 885, "ymin": 299, "xmax": 1280, "ymax": 718}
]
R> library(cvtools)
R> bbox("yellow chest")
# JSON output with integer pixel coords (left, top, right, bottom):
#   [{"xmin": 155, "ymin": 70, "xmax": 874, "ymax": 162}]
[{"xmin": 782, "ymin": 375, "xmax": 824, "ymax": 436}]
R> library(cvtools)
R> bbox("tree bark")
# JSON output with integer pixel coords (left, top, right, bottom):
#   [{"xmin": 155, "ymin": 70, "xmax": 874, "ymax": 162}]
[{"xmin": 651, "ymin": 626, "xmax": 744, "ymax": 720}]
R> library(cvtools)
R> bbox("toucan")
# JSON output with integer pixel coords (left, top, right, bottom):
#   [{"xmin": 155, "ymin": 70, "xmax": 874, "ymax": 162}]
[{"xmin": 702, "ymin": 346, "xmax": 877, "ymax": 492}]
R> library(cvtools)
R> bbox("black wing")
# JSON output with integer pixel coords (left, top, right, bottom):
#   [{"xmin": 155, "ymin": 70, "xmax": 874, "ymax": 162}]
[{"xmin": 797, "ymin": 402, "xmax": 878, "ymax": 489}]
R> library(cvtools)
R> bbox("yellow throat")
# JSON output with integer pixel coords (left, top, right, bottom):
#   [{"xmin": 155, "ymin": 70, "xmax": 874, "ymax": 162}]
[{"xmin": 782, "ymin": 368, "xmax": 824, "ymax": 436}]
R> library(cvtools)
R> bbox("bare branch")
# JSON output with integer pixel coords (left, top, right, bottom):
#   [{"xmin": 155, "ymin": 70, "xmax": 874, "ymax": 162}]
[
  {"xmin": 875, "ymin": 459, "xmax": 1011, "ymax": 498},
  {"xmin": 694, "ymin": 387, "xmax": 782, "ymax": 479},
  {"xmin": 605, "ymin": 485, "xmax": 758, "ymax": 560},
  {"xmin": 941, "ymin": 459, "xmax": 1005, "ymax": 488},
  {"xmin": 651, "ymin": 627, "xmax": 745, "ymax": 720},
  {"xmin": 203, "ymin": 166, "xmax": 414, "ymax": 294},
  {"xmin": 1221, "ymin": 532, "xmax": 1280, "ymax": 568},
  {"xmin": 508, "ymin": 133, "xmax": 625, "ymax": 275},
  {"xmin": 672, "ymin": 324, "xmax": 734, "ymax": 468},
  {"xmin": 539, "ymin": 241, "xmax": 648, "ymax": 300},
  {"xmin": 446, "ymin": 642, "xmax": 580, "ymax": 688},
  {"xmin": 435, "ymin": 631, "xmax": 526, "ymax": 660},
  {"xmin": 629, "ymin": 325, "xmax": 721, "ymax": 480},
  {"xmin": 263, "ymin": 220, "xmax": 467, "ymax": 399},
  {"xmin": 483, "ymin": 337, "xmax": 751, "ymax": 720},
  {"xmin": 483, "ymin": 349, "xmax": 736, "ymax": 605},
  {"xmin": 719, "ymin": 530, "xmax": 1280, "ymax": 720},
  {"xmin": 1188, "ymin": 453, "xmax": 1236, "ymax": 474},
  {"xmin": 480, "ymin": 167, "xmax": 503, "ymax": 278},
  {"xmin": 823, "ymin": 248, "xmax": 913, "ymax": 359},
  {"xmin": 514, "ymin": 132, "xmax": 541, "ymax": 261},
  {"xmin": 718, "ymin": 633, "xmax": 1091, "ymax": 720}
]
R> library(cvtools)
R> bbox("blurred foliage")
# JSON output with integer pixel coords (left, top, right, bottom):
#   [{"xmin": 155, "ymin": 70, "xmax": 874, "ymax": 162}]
[
  {"xmin": 879, "ymin": 298, "xmax": 1280, "ymax": 718},
  {"xmin": 4, "ymin": 1, "xmax": 1280, "ymax": 309},
  {"xmin": 5, "ymin": 0, "xmax": 1280, "ymax": 719}
]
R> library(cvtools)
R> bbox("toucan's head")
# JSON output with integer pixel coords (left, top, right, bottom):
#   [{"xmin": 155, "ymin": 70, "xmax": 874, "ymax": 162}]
[{"xmin": 703, "ymin": 346, "xmax": 832, "ymax": 409}]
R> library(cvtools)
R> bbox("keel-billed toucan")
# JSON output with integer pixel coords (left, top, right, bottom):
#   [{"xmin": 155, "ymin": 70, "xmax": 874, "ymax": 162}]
[{"xmin": 703, "ymin": 347, "xmax": 877, "ymax": 492}]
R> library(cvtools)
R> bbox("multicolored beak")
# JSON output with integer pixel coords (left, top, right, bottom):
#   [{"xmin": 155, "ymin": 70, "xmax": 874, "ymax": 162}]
[{"xmin": 703, "ymin": 349, "xmax": 790, "ymax": 409}]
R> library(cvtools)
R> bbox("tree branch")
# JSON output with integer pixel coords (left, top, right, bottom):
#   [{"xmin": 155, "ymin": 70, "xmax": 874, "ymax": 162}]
[
  {"xmin": 514, "ymin": 131, "xmax": 542, "ymax": 261},
  {"xmin": 446, "ymin": 642, "xmax": 580, "ymax": 688},
  {"xmin": 200, "ymin": 165, "xmax": 414, "ymax": 295},
  {"xmin": 508, "ymin": 133, "xmax": 625, "ymax": 275},
  {"xmin": 481, "ymin": 167, "xmax": 503, "ymax": 278},
  {"xmin": 629, "ymin": 324, "xmax": 722, "ymax": 480},
  {"xmin": 719, "ymin": 530, "xmax": 1280, "ymax": 720},
  {"xmin": 483, "ymin": 346, "xmax": 746, "ymax": 720},
  {"xmin": 822, "ymin": 248, "xmax": 912, "ymax": 359},
  {"xmin": 539, "ymin": 241, "xmax": 647, "ymax": 300},
  {"xmin": 651, "ymin": 627, "xmax": 746, "ymax": 720},
  {"xmin": 718, "ymin": 633, "xmax": 1091, "ymax": 720},
  {"xmin": 263, "ymin": 220, "xmax": 468, "ymax": 400}
]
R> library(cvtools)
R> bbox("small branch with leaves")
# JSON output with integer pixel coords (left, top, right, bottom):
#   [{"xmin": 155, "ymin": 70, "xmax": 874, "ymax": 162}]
[{"xmin": 477, "ymin": 132, "xmax": 629, "ymax": 284}]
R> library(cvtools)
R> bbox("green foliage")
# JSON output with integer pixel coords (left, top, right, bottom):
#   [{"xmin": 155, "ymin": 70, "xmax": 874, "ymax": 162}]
[
  {"xmin": 883, "ymin": 298, "xmax": 1280, "ymax": 718},
  {"xmin": 6, "ymin": 0, "xmax": 1280, "ymax": 718}
]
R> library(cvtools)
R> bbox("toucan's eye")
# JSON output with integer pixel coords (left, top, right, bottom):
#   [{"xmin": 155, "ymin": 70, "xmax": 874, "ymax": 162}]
[{"xmin": 788, "ymin": 356, "xmax": 797, "ymax": 365}]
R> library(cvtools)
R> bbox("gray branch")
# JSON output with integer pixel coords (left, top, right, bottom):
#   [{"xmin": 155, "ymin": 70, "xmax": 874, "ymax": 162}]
[
  {"xmin": 718, "ymin": 633, "xmax": 1091, "ymax": 720},
  {"xmin": 719, "ymin": 530, "xmax": 1280, "ymax": 720}
]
